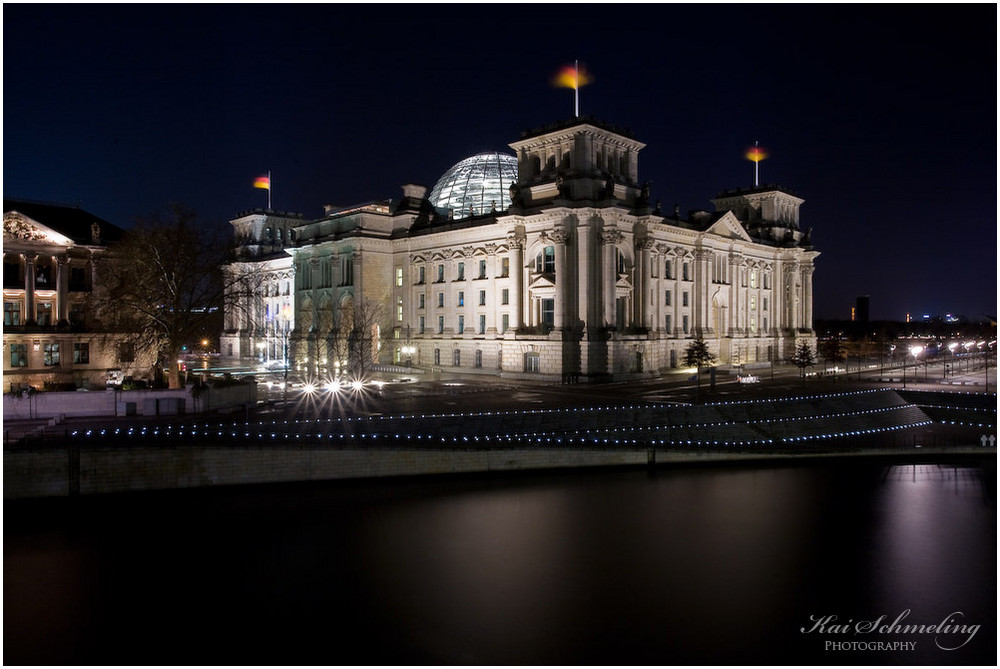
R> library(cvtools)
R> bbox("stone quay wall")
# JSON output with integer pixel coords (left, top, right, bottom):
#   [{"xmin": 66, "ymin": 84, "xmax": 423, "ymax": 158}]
[{"xmin": 4, "ymin": 442, "xmax": 991, "ymax": 499}]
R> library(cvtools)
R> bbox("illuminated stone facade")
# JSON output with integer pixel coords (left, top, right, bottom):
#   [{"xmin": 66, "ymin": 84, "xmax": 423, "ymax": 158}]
[
  {"xmin": 224, "ymin": 118, "xmax": 818, "ymax": 381},
  {"xmin": 2, "ymin": 199, "xmax": 153, "ymax": 391}
]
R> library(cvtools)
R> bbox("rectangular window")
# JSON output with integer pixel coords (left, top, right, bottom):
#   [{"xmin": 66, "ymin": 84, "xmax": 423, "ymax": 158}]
[
  {"xmin": 750, "ymin": 271, "xmax": 757, "ymax": 289},
  {"xmin": 682, "ymin": 291, "xmax": 689, "ymax": 307},
  {"xmin": 438, "ymin": 315, "xmax": 444, "ymax": 334},
  {"xmin": 501, "ymin": 288, "xmax": 509, "ymax": 305},
  {"xmin": 475, "ymin": 349, "xmax": 483, "ymax": 368},
  {"xmin": 478, "ymin": 314, "xmax": 486, "ymax": 334},
  {"xmin": 750, "ymin": 317, "xmax": 756, "ymax": 333},
  {"xmin": 10, "ymin": 343, "xmax": 27, "ymax": 367},
  {"xmin": 665, "ymin": 314, "xmax": 672, "ymax": 333},
  {"xmin": 664, "ymin": 260, "xmax": 673, "ymax": 280},
  {"xmin": 665, "ymin": 290, "xmax": 671, "ymax": 306},
  {"xmin": 457, "ymin": 262, "xmax": 465, "ymax": 281},
  {"xmin": 438, "ymin": 293, "xmax": 444, "ymax": 308},
  {"xmin": 4, "ymin": 262, "xmax": 21, "ymax": 288},
  {"xmin": 750, "ymin": 296, "xmax": 756, "ymax": 310},
  {"xmin": 434, "ymin": 348, "xmax": 441, "ymax": 366},
  {"xmin": 419, "ymin": 294, "xmax": 425, "ymax": 309},
  {"xmin": 478, "ymin": 290, "xmax": 486, "ymax": 306},
  {"xmin": 118, "ymin": 343, "xmax": 135, "ymax": 362},
  {"xmin": 502, "ymin": 314, "xmax": 509, "ymax": 333},
  {"xmin": 36, "ymin": 302, "xmax": 53, "ymax": 326},
  {"xmin": 683, "ymin": 315, "xmax": 690, "ymax": 335},
  {"xmin": 682, "ymin": 263, "xmax": 690, "ymax": 281},
  {"xmin": 340, "ymin": 257, "xmax": 354, "ymax": 286},
  {"xmin": 763, "ymin": 317, "xmax": 768, "ymax": 332},
  {"xmin": 501, "ymin": 257, "xmax": 510, "ymax": 277},
  {"xmin": 43, "ymin": 342, "xmax": 60, "ymax": 366},
  {"xmin": 4, "ymin": 301, "xmax": 21, "ymax": 326},
  {"xmin": 69, "ymin": 267, "xmax": 87, "ymax": 291},
  {"xmin": 457, "ymin": 315, "xmax": 464, "ymax": 333},
  {"xmin": 651, "ymin": 261, "xmax": 658, "ymax": 278},
  {"xmin": 69, "ymin": 303, "xmax": 85, "ymax": 326},
  {"xmin": 453, "ymin": 349, "xmax": 461, "ymax": 366},
  {"xmin": 763, "ymin": 297, "xmax": 768, "ymax": 310},
  {"xmin": 524, "ymin": 352, "xmax": 540, "ymax": 373},
  {"xmin": 458, "ymin": 291, "xmax": 464, "ymax": 307},
  {"xmin": 418, "ymin": 266, "xmax": 425, "ymax": 284},
  {"xmin": 478, "ymin": 259, "xmax": 487, "ymax": 279},
  {"xmin": 395, "ymin": 267, "xmax": 403, "ymax": 287},
  {"xmin": 437, "ymin": 264, "xmax": 445, "ymax": 283},
  {"xmin": 541, "ymin": 298, "xmax": 554, "ymax": 327},
  {"xmin": 419, "ymin": 316, "xmax": 425, "ymax": 334},
  {"xmin": 73, "ymin": 342, "xmax": 90, "ymax": 364},
  {"xmin": 397, "ymin": 304, "xmax": 403, "ymax": 323}
]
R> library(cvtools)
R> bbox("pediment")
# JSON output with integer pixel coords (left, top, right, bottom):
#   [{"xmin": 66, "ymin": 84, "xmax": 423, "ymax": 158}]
[
  {"xmin": 705, "ymin": 211, "xmax": 752, "ymax": 242},
  {"xmin": 527, "ymin": 273, "xmax": 555, "ymax": 290},
  {"xmin": 3, "ymin": 211, "xmax": 75, "ymax": 246}
]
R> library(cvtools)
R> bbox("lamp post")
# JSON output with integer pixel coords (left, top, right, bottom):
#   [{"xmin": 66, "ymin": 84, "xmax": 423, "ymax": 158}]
[{"xmin": 908, "ymin": 345, "xmax": 923, "ymax": 389}]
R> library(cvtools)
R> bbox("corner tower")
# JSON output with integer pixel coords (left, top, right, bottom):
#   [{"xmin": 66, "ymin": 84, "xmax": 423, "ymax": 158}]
[{"xmin": 507, "ymin": 117, "xmax": 649, "ymax": 211}]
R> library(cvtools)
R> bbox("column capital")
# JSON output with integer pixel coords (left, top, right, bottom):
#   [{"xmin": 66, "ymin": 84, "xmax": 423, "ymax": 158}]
[
  {"xmin": 601, "ymin": 229, "xmax": 624, "ymax": 245},
  {"xmin": 549, "ymin": 230, "xmax": 569, "ymax": 245}
]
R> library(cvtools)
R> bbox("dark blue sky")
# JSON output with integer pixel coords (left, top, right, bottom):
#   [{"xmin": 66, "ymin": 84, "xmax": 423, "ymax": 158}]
[{"xmin": 4, "ymin": 4, "xmax": 996, "ymax": 321}]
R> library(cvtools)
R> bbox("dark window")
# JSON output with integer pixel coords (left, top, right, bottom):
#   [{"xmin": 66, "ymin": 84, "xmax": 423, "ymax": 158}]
[
  {"xmin": 73, "ymin": 342, "xmax": 90, "ymax": 364},
  {"xmin": 10, "ymin": 344, "xmax": 27, "ymax": 367},
  {"xmin": 4, "ymin": 262, "xmax": 22, "ymax": 288},
  {"xmin": 4, "ymin": 301, "xmax": 21, "ymax": 326},
  {"xmin": 119, "ymin": 342, "xmax": 135, "ymax": 363},
  {"xmin": 69, "ymin": 267, "xmax": 88, "ymax": 291}
]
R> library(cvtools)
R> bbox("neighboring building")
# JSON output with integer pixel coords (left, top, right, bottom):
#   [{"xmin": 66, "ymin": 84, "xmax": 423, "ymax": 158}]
[
  {"xmin": 223, "ymin": 116, "xmax": 819, "ymax": 381},
  {"xmin": 2, "ymin": 199, "xmax": 146, "ymax": 391},
  {"xmin": 221, "ymin": 208, "xmax": 305, "ymax": 363}
]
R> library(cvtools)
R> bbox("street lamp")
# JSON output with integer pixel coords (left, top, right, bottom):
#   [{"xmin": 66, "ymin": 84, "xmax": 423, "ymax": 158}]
[{"xmin": 906, "ymin": 345, "xmax": 923, "ymax": 388}]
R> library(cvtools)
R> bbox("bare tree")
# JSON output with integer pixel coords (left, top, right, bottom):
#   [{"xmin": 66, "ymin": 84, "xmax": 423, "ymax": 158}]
[{"xmin": 95, "ymin": 204, "xmax": 255, "ymax": 388}]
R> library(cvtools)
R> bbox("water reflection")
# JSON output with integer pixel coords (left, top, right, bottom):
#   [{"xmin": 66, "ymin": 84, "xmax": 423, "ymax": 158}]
[{"xmin": 4, "ymin": 459, "xmax": 995, "ymax": 665}]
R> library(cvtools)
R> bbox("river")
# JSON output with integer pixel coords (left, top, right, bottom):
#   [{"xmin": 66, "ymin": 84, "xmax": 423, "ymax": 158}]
[{"xmin": 4, "ymin": 457, "xmax": 995, "ymax": 665}]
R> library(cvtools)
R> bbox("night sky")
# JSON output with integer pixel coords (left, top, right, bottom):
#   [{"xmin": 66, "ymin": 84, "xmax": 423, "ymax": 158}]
[{"xmin": 4, "ymin": 4, "xmax": 996, "ymax": 321}]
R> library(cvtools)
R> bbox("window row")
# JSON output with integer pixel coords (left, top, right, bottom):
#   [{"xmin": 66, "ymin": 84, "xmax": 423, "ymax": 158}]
[
  {"xmin": 415, "ymin": 258, "xmax": 510, "ymax": 284},
  {"xmin": 417, "ymin": 313, "xmax": 512, "ymax": 335},
  {"xmin": 7, "ymin": 342, "xmax": 91, "ymax": 368}
]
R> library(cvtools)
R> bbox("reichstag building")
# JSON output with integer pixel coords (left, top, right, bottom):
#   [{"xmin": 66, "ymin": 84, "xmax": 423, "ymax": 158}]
[{"xmin": 223, "ymin": 116, "xmax": 818, "ymax": 382}]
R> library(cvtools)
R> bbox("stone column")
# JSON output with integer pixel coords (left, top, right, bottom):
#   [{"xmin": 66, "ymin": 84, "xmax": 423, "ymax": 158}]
[
  {"xmin": 802, "ymin": 264, "xmax": 814, "ymax": 332},
  {"xmin": 509, "ymin": 236, "xmax": 524, "ymax": 331},
  {"xmin": 56, "ymin": 257, "xmax": 69, "ymax": 323},
  {"xmin": 601, "ymin": 229, "xmax": 622, "ymax": 328},
  {"xmin": 636, "ymin": 238, "xmax": 654, "ymax": 329},
  {"xmin": 551, "ymin": 229, "xmax": 568, "ymax": 330},
  {"xmin": 577, "ymin": 219, "xmax": 593, "ymax": 331},
  {"xmin": 23, "ymin": 254, "xmax": 36, "ymax": 325}
]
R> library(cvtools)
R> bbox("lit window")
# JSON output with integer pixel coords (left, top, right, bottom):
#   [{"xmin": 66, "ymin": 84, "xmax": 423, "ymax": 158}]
[
  {"xmin": 4, "ymin": 301, "xmax": 21, "ymax": 326},
  {"xmin": 501, "ymin": 257, "xmax": 510, "ymax": 277},
  {"xmin": 43, "ymin": 343, "xmax": 60, "ymax": 366},
  {"xmin": 395, "ymin": 267, "xmax": 403, "ymax": 286},
  {"xmin": 458, "ymin": 291, "xmax": 464, "ymax": 307}
]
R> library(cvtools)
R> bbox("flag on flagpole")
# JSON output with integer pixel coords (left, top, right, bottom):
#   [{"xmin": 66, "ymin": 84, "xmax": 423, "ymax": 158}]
[
  {"xmin": 552, "ymin": 63, "xmax": 593, "ymax": 90},
  {"xmin": 745, "ymin": 143, "xmax": 767, "ymax": 187},
  {"xmin": 254, "ymin": 175, "xmax": 271, "ymax": 190}
]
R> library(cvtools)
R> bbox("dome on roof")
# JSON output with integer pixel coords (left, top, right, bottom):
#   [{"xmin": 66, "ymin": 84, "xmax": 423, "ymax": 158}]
[{"xmin": 428, "ymin": 152, "xmax": 518, "ymax": 220}]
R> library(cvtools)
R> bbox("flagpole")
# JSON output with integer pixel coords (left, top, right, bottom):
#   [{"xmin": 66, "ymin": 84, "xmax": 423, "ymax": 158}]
[
  {"xmin": 753, "ymin": 142, "xmax": 759, "ymax": 187},
  {"xmin": 574, "ymin": 59, "xmax": 580, "ymax": 117},
  {"xmin": 268, "ymin": 170, "xmax": 272, "ymax": 210}
]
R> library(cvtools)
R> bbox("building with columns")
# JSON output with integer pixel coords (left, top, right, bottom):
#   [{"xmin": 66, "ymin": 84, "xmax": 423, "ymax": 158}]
[
  {"xmin": 223, "ymin": 117, "xmax": 818, "ymax": 381},
  {"xmin": 2, "ymin": 199, "xmax": 144, "ymax": 391}
]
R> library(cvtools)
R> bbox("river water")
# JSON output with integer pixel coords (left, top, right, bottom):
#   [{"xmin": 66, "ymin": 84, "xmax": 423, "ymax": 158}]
[{"xmin": 4, "ymin": 457, "xmax": 995, "ymax": 665}]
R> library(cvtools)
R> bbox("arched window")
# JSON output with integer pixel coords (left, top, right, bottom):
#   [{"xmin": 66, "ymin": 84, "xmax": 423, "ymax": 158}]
[{"xmin": 535, "ymin": 246, "xmax": 555, "ymax": 274}]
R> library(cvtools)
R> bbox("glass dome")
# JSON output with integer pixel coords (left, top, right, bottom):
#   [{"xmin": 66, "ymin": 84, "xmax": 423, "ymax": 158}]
[{"xmin": 428, "ymin": 152, "xmax": 518, "ymax": 220}]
